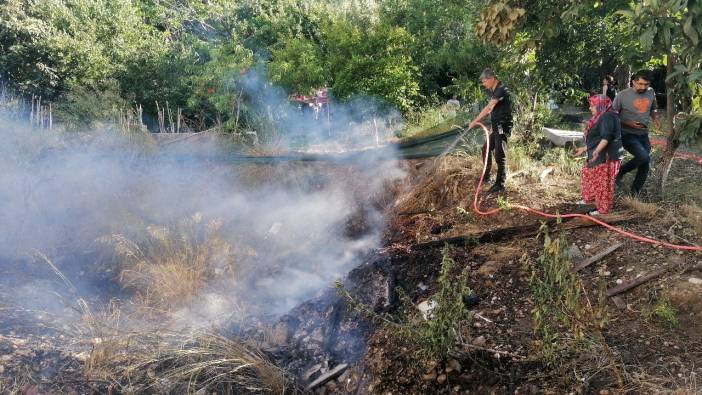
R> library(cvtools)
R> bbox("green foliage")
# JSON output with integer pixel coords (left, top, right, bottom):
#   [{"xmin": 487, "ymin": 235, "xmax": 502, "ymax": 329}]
[
  {"xmin": 268, "ymin": 38, "xmax": 327, "ymax": 95},
  {"xmin": 617, "ymin": 0, "xmax": 702, "ymax": 143},
  {"xmin": 322, "ymin": 17, "xmax": 420, "ymax": 112},
  {"xmin": 641, "ymin": 290, "xmax": 679, "ymax": 328},
  {"xmin": 527, "ymin": 227, "xmax": 608, "ymax": 360},
  {"xmin": 188, "ymin": 41, "xmax": 254, "ymax": 124},
  {"xmin": 54, "ymin": 80, "xmax": 127, "ymax": 129},
  {"xmin": 3, "ymin": 0, "xmax": 695, "ymax": 141},
  {"xmin": 404, "ymin": 246, "xmax": 472, "ymax": 357},
  {"xmin": 268, "ymin": 15, "xmax": 420, "ymax": 112},
  {"xmin": 0, "ymin": 0, "xmax": 163, "ymax": 99},
  {"xmin": 336, "ymin": 245, "xmax": 472, "ymax": 358},
  {"xmin": 380, "ymin": 0, "xmax": 489, "ymax": 102}
]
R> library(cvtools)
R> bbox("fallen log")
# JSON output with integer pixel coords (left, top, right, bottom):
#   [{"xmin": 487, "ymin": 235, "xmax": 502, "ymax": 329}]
[
  {"xmin": 412, "ymin": 211, "xmax": 636, "ymax": 251},
  {"xmin": 573, "ymin": 242, "xmax": 624, "ymax": 272},
  {"xmin": 606, "ymin": 265, "xmax": 673, "ymax": 297}
]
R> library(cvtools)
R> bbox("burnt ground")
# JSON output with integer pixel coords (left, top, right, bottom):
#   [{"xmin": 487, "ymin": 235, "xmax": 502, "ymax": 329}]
[
  {"xmin": 0, "ymin": 254, "xmax": 116, "ymax": 394},
  {"xmin": 2, "ymin": 152, "xmax": 702, "ymax": 394},
  {"xmin": 271, "ymin": 154, "xmax": 702, "ymax": 394}
]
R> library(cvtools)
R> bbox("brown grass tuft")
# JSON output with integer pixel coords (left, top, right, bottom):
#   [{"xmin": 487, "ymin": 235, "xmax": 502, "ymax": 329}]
[
  {"xmin": 621, "ymin": 196, "xmax": 660, "ymax": 218},
  {"xmin": 681, "ymin": 203, "xmax": 702, "ymax": 235},
  {"xmin": 84, "ymin": 328, "xmax": 294, "ymax": 394},
  {"xmin": 393, "ymin": 154, "xmax": 481, "ymax": 215},
  {"xmin": 99, "ymin": 213, "xmax": 236, "ymax": 315}
]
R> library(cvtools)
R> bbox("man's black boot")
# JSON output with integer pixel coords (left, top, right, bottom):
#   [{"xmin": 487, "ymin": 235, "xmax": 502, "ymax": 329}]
[{"xmin": 487, "ymin": 184, "xmax": 505, "ymax": 194}]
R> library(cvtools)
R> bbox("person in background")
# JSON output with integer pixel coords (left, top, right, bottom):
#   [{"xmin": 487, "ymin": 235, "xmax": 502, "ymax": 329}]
[
  {"xmin": 612, "ymin": 70, "xmax": 660, "ymax": 196},
  {"xmin": 603, "ymin": 75, "xmax": 617, "ymax": 101},
  {"xmin": 446, "ymin": 95, "xmax": 461, "ymax": 117},
  {"xmin": 468, "ymin": 68, "xmax": 513, "ymax": 194},
  {"xmin": 575, "ymin": 94, "xmax": 624, "ymax": 215}
]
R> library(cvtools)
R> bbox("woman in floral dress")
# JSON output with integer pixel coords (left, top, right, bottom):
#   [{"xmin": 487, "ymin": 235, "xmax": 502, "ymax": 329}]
[{"xmin": 575, "ymin": 94, "xmax": 624, "ymax": 215}]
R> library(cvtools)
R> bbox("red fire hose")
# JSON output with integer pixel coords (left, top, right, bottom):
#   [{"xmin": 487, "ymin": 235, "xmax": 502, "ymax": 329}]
[
  {"xmin": 650, "ymin": 138, "xmax": 702, "ymax": 166},
  {"xmin": 471, "ymin": 122, "xmax": 702, "ymax": 252}
]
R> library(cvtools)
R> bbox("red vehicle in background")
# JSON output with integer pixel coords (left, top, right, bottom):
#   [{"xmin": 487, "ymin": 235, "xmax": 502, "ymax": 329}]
[{"xmin": 290, "ymin": 88, "xmax": 329, "ymax": 121}]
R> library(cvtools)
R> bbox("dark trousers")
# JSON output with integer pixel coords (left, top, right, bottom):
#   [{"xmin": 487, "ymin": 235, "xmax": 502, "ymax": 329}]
[
  {"xmin": 618, "ymin": 133, "xmax": 651, "ymax": 194},
  {"xmin": 482, "ymin": 122, "xmax": 510, "ymax": 186}
]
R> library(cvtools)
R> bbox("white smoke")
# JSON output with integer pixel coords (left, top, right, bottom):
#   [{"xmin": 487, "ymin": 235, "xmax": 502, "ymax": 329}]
[{"xmin": 0, "ymin": 80, "xmax": 405, "ymax": 328}]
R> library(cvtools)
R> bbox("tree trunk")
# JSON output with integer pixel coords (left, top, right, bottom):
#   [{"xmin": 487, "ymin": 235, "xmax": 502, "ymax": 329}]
[{"xmin": 653, "ymin": 53, "xmax": 680, "ymax": 197}]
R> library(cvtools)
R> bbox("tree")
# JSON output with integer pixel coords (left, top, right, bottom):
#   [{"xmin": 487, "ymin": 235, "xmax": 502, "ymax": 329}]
[
  {"xmin": 379, "ymin": 0, "xmax": 488, "ymax": 101},
  {"xmin": 268, "ymin": 16, "xmax": 420, "ymax": 113},
  {"xmin": 616, "ymin": 0, "xmax": 702, "ymax": 196}
]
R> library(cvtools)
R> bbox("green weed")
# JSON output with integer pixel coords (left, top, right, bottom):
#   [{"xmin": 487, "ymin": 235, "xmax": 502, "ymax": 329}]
[
  {"xmin": 526, "ymin": 226, "xmax": 608, "ymax": 359},
  {"xmin": 337, "ymin": 245, "xmax": 472, "ymax": 358},
  {"xmin": 642, "ymin": 292, "xmax": 679, "ymax": 328}
]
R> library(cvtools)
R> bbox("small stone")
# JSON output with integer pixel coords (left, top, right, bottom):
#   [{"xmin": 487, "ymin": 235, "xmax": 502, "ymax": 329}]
[
  {"xmin": 447, "ymin": 358, "xmax": 462, "ymax": 373},
  {"xmin": 437, "ymin": 374, "xmax": 447, "ymax": 384},
  {"xmin": 422, "ymin": 371, "xmax": 437, "ymax": 381},
  {"xmin": 616, "ymin": 279, "xmax": 623, "ymax": 285},
  {"xmin": 472, "ymin": 335, "xmax": 487, "ymax": 347},
  {"xmin": 603, "ymin": 271, "xmax": 611, "ymax": 276},
  {"xmin": 688, "ymin": 277, "xmax": 702, "ymax": 285},
  {"xmin": 417, "ymin": 300, "xmax": 438, "ymax": 320}
]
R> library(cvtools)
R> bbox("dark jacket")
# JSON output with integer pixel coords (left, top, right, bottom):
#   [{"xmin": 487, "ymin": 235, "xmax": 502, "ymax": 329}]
[{"xmin": 586, "ymin": 111, "xmax": 624, "ymax": 167}]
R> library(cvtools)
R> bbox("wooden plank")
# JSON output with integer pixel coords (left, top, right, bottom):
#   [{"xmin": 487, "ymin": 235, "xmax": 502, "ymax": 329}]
[
  {"xmin": 606, "ymin": 266, "xmax": 672, "ymax": 297},
  {"xmin": 611, "ymin": 296, "xmax": 626, "ymax": 310},
  {"xmin": 573, "ymin": 242, "xmax": 624, "ymax": 272},
  {"xmin": 559, "ymin": 212, "xmax": 637, "ymax": 230},
  {"xmin": 412, "ymin": 211, "xmax": 635, "ymax": 251}
]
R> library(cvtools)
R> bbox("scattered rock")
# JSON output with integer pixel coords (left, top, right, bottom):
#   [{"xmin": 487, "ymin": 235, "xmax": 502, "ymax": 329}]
[
  {"xmin": 422, "ymin": 370, "xmax": 437, "ymax": 381},
  {"xmin": 416, "ymin": 300, "xmax": 438, "ymax": 320},
  {"xmin": 539, "ymin": 167, "xmax": 554, "ymax": 183},
  {"xmin": 437, "ymin": 373, "xmax": 447, "ymax": 384},
  {"xmin": 472, "ymin": 335, "xmax": 487, "ymax": 347},
  {"xmin": 569, "ymin": 244, "xmax": 584, "ymax": 261},
  {"xmin": 689, "ymin": 277, "xmax": 702, "ymax": 285},
  {"xmin": 447, "ymin": 358, "xmax": 462, "ymax": 373}
]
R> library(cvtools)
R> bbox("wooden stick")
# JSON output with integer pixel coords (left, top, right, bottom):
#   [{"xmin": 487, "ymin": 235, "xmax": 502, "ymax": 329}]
[
  {"xmin": 573, "ymin": 242, "xmax": 623, "ymax": 272},
  {"xmin": 606, "ymin": 265, "xmax": 672, "ymax": 297},
  {"xmin": 412, "ymin": 211, "xmax": 636, "ymax": 251}
]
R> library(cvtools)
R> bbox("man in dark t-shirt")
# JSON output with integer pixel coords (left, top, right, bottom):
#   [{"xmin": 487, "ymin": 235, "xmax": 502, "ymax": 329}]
[{"xmin": 468, "ymin": 68, "xmax": 513, "ymax": 194}]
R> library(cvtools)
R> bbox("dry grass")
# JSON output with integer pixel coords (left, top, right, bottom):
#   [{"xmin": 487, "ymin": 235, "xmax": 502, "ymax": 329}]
[
  {"xmin": 99, "ymin": 213, "xmax": 236, "ymax": 315},
  {"xmin": 621, "ymin": 196, "xmax": 660, "ymax": 217},
  {"xmin": 393, "ymin": 154, "xmax": 481, "ymax": 215},
  {"xmin": 681, "ymin": 203, "xmax": 702, "ymax": 235},
  {"xmin": 0, "ymin": 375, "xmax": 32, "ymax": 395},
  {"xmin": 83, "ymin": 327, "xmax": 295, "ymax": 394}
]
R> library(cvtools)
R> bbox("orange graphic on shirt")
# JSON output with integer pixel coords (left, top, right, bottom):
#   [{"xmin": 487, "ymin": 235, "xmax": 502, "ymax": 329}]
[{"xmin": 633, "ymin": 98, "xmax": 651, "ymax": 113}]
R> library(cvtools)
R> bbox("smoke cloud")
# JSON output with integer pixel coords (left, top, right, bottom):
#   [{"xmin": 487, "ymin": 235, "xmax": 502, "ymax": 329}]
[{"xmin": 0, "ymin": 77, "xmax": 405, "ymax": 328}]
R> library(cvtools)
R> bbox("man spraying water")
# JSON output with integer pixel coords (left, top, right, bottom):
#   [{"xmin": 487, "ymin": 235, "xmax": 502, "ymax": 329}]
[{"xmin": 468, "ymin": 68, "xmax": 513, "ymax": 194}]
